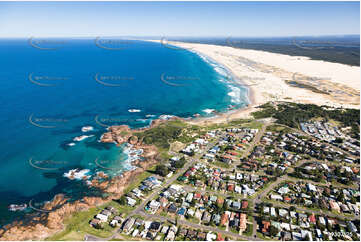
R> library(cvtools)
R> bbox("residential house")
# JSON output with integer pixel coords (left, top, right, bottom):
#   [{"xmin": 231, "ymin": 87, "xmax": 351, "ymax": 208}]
[
  {"xmin": 262, "ymin": 221, "xmax": 270, "ymax": 233},
  {"xmin": 239, "ymin": 213, "xmax": 247, "ymax": 232},
  {"xmin": 96, "ymin": 213, "xmax": 108, "ymax": 222},
  {"xmin": 90, "ymin": 218, "xmax": 101, "ymax": 228},
  {"xmin": 122, "ymin": 217, "xmax": 135, "ymax": 233},
  {"xmin": 202, "ymin": 211, "xmax": 211, "ymax": 223}
]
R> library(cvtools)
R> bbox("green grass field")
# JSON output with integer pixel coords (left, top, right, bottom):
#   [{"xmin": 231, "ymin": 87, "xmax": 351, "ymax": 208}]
[{"xmin": 46, "ymin": 165, "xmax": 156, "ymax": 241}]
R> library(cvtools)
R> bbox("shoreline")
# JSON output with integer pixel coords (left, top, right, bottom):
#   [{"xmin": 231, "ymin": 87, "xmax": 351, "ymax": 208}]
[
  {"xmin": 1, "ymin": 39, "xmax": 359, "ymax": 241},
  {"xmin": 186, "ymin": 48, "xmax": 257, "ymax": 125},
  {"xmin": 0, "ymin": 128, "xmax": 160, "ymax": 240},
  {"xmin": 191, "ymin": 47, "xmax": 257, "ymax": 104},
  {"xmin": 147, "ymin": 39, "xmax": 259, "ymax": 125},
  {"xmin": 151, "ymin": 39, "xmax": 359, "ymax": 116}
]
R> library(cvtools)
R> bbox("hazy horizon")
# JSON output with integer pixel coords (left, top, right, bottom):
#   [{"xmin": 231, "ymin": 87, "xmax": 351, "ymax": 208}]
[
  {"xmin": 0, "ymin": 1, "xmax": 359, "ymax": 38},
  {"xmin": 1, "ymin": 34, "xmax": 360, "ymax": 39}
]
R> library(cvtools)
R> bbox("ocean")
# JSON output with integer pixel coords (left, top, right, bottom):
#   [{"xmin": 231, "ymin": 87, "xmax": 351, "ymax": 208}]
[{"xmin": 0, "ymin": 38, "xmax": 249, "ymax": 226}]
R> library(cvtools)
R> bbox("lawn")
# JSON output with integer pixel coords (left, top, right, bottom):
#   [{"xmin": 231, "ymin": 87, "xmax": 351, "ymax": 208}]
[
  {"xmin": 47, "ymin": 200, "xmax": 138, "ymax": 241},
  {"xmin": 46, "ymin": 204, "xmax": 115, "ymax": 241},
  {"xmin": 241, "ymin": 121, "xmax": 264, "ymax": 130},
  {"xmin": 256, "ymin": 232, "xmax": 273, "ymax": 240},
  {"xmin": 46, "ymin": 165, "xmax": 155, "ymax": 241},
  {"xmin": 123, "ymin": 165, "xmax": 156, "ymax": 194},
  {"xmin": 212, "ymin": 161, "xmax": 231, "ymax": 169},
  {"xmin": 243, "ymin": 223, "xmax": 253, "ymax": 236},
  {"xmin": 186, "ymin": 216, "xmax": 200, "ymax": 224}
]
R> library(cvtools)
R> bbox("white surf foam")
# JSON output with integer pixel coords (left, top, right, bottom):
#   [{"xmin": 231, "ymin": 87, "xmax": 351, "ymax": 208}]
[{"xmin": 202, "ymin": 109, "xmax": 215, "ymax": 114}]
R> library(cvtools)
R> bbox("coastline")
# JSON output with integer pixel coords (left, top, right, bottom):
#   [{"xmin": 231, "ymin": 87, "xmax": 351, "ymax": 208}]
[
  {"xmin": 192, "ymin": 49, "xmax": 257, "ymax": 125},
  {"xmin": 0, "ymin": 115, "xmax": 190, "ymax": 241},
  {"xmin": 154, "ymin": 40, "xmax": 258, "ymax": 125},
  {"xmin": 151, "ymin": 39, "xmax": 360, "ymax": 126},
  {"xmin": 189, "ymin": 47, "xmax": 256, "ymax": 104},
  {"xmin": 1, "ymin": 40, "xmax": 359, "ymax": 241},
  {"xmin": 0, "ymin": 128, "xmax": 160, "ymax": 241}
]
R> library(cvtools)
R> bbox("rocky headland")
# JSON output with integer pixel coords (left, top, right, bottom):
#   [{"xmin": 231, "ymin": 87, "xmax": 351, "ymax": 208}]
[{"xmin": 0, "ymin": 121, "xmax": 163, "ymax": 241}]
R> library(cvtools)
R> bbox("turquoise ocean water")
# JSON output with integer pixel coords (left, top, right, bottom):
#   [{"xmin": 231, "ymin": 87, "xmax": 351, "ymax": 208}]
[{"xmin": 0, "ymin": 38, "xmax": 248, "ymax": 226}]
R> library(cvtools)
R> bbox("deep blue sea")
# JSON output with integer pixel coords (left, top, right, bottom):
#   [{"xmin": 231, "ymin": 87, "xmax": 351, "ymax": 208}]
[{"xmin": 0, "ymin": 38, "xmax": 248, "ymax": 226}]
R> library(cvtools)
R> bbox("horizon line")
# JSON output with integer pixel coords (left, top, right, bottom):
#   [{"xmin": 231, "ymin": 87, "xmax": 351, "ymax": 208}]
[{"xmin": 0, "ymin": 34, "xmax": 360, "ymax": 39}]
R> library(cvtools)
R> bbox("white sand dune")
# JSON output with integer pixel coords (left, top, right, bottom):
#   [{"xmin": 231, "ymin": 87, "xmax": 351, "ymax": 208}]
[{"xmin": 150, "ymin": 40, "xmax": 360, "ymax": 124}]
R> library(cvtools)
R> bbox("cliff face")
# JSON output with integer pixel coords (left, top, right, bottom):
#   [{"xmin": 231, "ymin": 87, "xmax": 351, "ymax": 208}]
[{"xmin": 0, "ymin": 124, "xmax": 159, "ymax": 241}]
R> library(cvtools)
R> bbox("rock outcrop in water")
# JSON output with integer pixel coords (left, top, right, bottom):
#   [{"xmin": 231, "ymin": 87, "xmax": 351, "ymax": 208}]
[
  {"xmin": 0, "ymin": 156, "xmax": 158, "ymax": 241},
  {"xmin": 101, "ymin": 125, "xmax": 132, "ymax": 144},
  {"xmin": 0, "ymin": 122, "xmax": 161, "ymax": 241}
]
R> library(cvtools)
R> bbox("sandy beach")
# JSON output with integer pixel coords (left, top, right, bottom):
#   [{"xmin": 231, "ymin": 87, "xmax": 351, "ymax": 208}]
[{"xmin": 153, "ymin": 40, "xmax": 360, "ymax": 124}]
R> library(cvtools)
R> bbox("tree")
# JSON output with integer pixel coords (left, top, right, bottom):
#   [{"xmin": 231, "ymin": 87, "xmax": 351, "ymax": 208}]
[
  {"xmin": 269, "ymin": 225, "xmax": 279, "ymax": 237},
  {"xmin": 155, "ymin": 164, "xmax": 168, "ymax": 176},
  {"xmin": 174, "ymin": 157, "xmax": 186, "ymax": 168},
  {"xmin": 335, "ymin": 137, "xmax": 343, "ymax": 143},
  {"xmin": 94, "ymin": 223, "xmax": 104, "ymax": 229},
  {"xmin": 118, "ymin": 196, "xmax": 127, "ymax": 205},
  {"xmin": 350, "ymin": 196, "xmax": 357, "ymax": 204}
]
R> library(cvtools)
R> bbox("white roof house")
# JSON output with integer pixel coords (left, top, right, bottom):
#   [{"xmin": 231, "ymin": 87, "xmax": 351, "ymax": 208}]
[
  {"xmin": 186, "ymin": 193, "xmax": 194, "ymax": 202},
  {"xmin": 263, "ymin": 206, "xmax": 270, "ymax": 214},
  {"xmin": 235, "ymin": 185, "xmax": 242, "ymax": 193},
  {"xmin": 205, "ymin": 153, "xmax": 215, "ymax": 159},
  {"xmin": 270, "ymin": 207, "xmax": 277, "ymax": 217},
  {"xmin": 169, "ymin": 184, "xmax": 183, "ymax": 193},
  {"xmin": 307, "ymin": 183, "xmax": 317, "ymax": 192},
  {"xmin": 195, "ymin": 138, "xmax": 208, "ymax": 145},
  {"xmin": 96, "ymin": 213, "xmax": 108, "ymax": 222},
  {"xmin": 279, "ymin": 209, "xmax": 289, "ymax": 217},
  {"xmin": 132, "ymin": 229, "xmax": 139, "ymax": 237},
  {"xmin": 206, "ymin": 232, "xmax": 217, "ymax": 241},
  {"xmin": 161, "ymin": 226, "xmax": 169, "ymax": 234},
  {"xmin": 278, "ymin": 186, "xmax": 289, "ymax": 195},
  {"xmin": 270, "ymin": 194, "xmax": 283, "ymax": 201},
  {"xmin": 127, "ymin": 197, "xmax": 137, "ymax": 206},
  {"xmin": 187, "ymin": 208, "xmax": 195, "ymax": 216}
]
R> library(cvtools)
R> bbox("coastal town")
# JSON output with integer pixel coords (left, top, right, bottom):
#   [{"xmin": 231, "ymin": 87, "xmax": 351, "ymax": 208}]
[
  {"xmin": 0, "ymin": 2, "xmax": 360, "ymax": 242},
  {"xmin": 76, "ymin": 105, "xmax": 359, "ymax": 241}
]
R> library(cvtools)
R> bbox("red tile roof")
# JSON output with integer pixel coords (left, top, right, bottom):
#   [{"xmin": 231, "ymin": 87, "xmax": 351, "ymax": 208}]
[
  {"xmin": 262, "ymin": 221, "xmax": 270, "ymax": 233},
  {"xmin": 220, "ymin": 214, "xmax": 228, "ymax": 226},
  {"xmin": 216, "ymin": 233, "xmax": 224, "ymax": 241},
  {"xmin": 309, "ymin": 213, "xmax": 316, "ymax": 223},
  {"xmin": 241, "ymin": 201, "xmax": 248, "ymax": 209}
]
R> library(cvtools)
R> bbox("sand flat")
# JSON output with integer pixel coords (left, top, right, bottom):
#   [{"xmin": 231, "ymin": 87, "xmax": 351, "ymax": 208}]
[{"xmin": 150, "ymin": 40, "xmax": 360, "ymax": 124}]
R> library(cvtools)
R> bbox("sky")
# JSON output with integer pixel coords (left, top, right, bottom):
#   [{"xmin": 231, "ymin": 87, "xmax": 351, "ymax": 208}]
[{"xmin": 0, "ymin": 1, "xmax": 359, "ymax": 38}]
